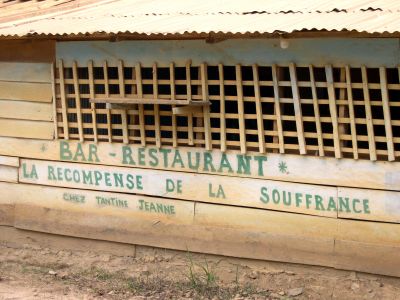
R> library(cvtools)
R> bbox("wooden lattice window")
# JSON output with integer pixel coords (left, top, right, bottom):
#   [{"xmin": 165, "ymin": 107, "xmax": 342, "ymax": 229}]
[{"xmin": 54, "ymin": 60, "xmax": 400, "ymax": 162}]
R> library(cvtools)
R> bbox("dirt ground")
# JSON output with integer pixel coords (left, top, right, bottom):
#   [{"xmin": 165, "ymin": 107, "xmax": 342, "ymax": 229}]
[{"xmin": 1, "ymin": 241, "xmax": 400, "ymax": 300}]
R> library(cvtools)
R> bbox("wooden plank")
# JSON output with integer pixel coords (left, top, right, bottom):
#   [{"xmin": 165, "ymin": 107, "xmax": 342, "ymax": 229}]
[
  {"xmin": 0, "ymin": 40, "xmax": 55, "ymax": 63},
  {"xmin": 335, "ymin": 239, "xmax": 400, "ymax": 277},
  {"xmin": 337, "ymin": 218, "xmax": 400, "ymax": 248},
  {"xmin": 379, "ymin": 67, "xmax": 395, "ymax": 161},
  {"xmin": 0, "ymin": 155, "xmax": 19, "ymax": 167},
  {"xmin": 0, "ymin": 62, "xmax": 51, "ymax": 83},
  {"xmin": 186, "ymin": 61, "xmax": 194, "ymax": 146},
  {"xmin": 361, "ymin": 66, "xmax": 377, "ymax": 161},
  {"xmin": 0, "ymin": 81, "xmax": 52, "ymax": 103},
  {"xmin": 252, "ymin": 64, "xmax": 265, "ymax": 153},
  {"xmin": 135, "ymin": 63, "xmax": 146, "ymax": 146},
  {"xmin": 19, "ymin": 159, "xmax": 386, "ymax": 220},
  {"xmin": 8, "ymin": 182, "xmax": 334, "ymax": 269},
  {"xmin": 0, "ymin": 137, "xmax": 398, "ymax": 191},
  {"xmin": 0, "ymin": 165, "xmax": 18, "ymax": 183},
  {"xmin": 0, "ymin": 203, "xmax": 13, "ymax": 226},
  {"xmin": 172, "ymin": 106, "xmax": 202, "ymax": 115},
  {"xmin": 218, "ymin": 64, "xmax": 227, "ymax": 152},
  {"xmin": 201, "ymin": 63, "xmax": 212, "ymax": 151},
  {"xmin": 91, "ymin": 98, "xmax": 200, "ymax": 105},
  {"xmin": 0, "ymin": 226, "xmax": 136, "ymax": 257},
  {"xmin": 153, "ymin": 63, "xmax": 161, "ymax": 148},
  {"xmin": 345, "ymin": 66, "xmax": 358, "ymax": 159},
  {"xmin": 88, "ymin": 60, "xmax": 98, "ymax": 143},
  {"xmin": 58, "ymin": 59, "xmax": 69, "ymax": 140},
  {"xmin": 51, "ymin": 63, "xmax": 58, "ymax": 140},
  {"xmin": 170, "ymin": 63, "xmax": 178, "ymax": 148},
  {"xmin": 57, "ymin": 39, "xmax": 400, "ymax": 68},
  {"xmin": 0, "ymin": 119, "xmax": 53, "ymax": 140},
  {"xmin": 118, "ymin": 60, "xmax": 129, "ymax": 144},
  {"xmin": 289, "ymin": 63, "xmax": 306, "ymax": 155},
  {"xmin": 194, "ymin": 202, "xmax": 336, "ymax": 267},
  {"xmin": 309, "ymin": 65, "xmax": 324, "ymax": 156},
  {"xmin": 272, "ymin": 64, "xmax": 285, "ymax": 154},
  {"xmin": 103, "ymin": 60, "xmax": 112, "ymax": 142},
  {"xmin": 338, "ymin": 187, "xmax": 400, "ymax": 223},
  {"xmin": 0, "ymin": 100, "xmax": 52, "ymax": 121},
  {"xmin": 325, "ymin": 65, "xmax": 342, "ymax": 159},
  {"xmin": 6, "ymin": 183, "xmax": 194, "ymax": 224},
  {"xmin": 72, "ymin": 61, "xmax": 84, "ymax": 142},
  {"xmin": 235, "ymin": 65, "xmax": 247, "ymax": 154}
]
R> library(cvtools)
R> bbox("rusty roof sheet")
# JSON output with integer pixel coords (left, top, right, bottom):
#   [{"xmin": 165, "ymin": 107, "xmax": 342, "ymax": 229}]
[{"xmin": 0, "ymin": 0, "xmax": 399, "ymax": 38}]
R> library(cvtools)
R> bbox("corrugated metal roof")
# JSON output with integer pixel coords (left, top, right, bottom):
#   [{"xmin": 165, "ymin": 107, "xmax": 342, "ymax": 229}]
[{"xmin": 0, "ymin": 0, "xmax": 399, "ymax": 38}]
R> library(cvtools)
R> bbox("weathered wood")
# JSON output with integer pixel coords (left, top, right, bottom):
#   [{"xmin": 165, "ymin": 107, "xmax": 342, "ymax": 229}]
[
  {"xmin": 334, "ymin": 239, "xmax": 400, "ymax": 277},
  {"xmin": 338, "ymin": 187, "xmax": 400, "ymax": 223},
  {"xmin": 0, "ymin": 62, "xmax": 51, "ymax": 83},
  {"xmin": 218, "ymin": 64, "xmax": 227, "ymax": 152},
  {"xmin": 0, "ymin": 226, "xmax": 136, "ymax": 257},
  {"xmin": 58, "ymin": 59, "xmax": 69, "ymax": 140},
  {"xmin": 88, "ymin": 60, "xmax": 98, "ymax": 143},
  {"xmin": 172, "ymin": 106, "xmax": 203, "ymax": 115},
  {"xmin": 379, "ymin": 67, "xmax": 395, "ymax": 161},
  {"xmin": 0, "ymin": 155, "xmax": 19, "ymax": 167},
  {"xmin": 252, "ymin": 64, "xmax": 265, "ymax": 153},
  {"xmin": 2, "ymin": 181, "xmax": 400, "ymax": 276},
  {"xmin": 236, "ymin": 65, "xmax": 247, "ymax": 154},
  {"xmin": 185, "ymin": 61, "xmax": 194, "ymax": 146},
  {"xmin": 271, "ymin": 64, "xmax": 285, "ymax": 154},
  {"xmin": 0, "ymin": 138, "xmax": 398, "ymax": 191},
  {"xmin": 170, "ymin": 63, "xmax": 178, "ymax": 148},
  {"xmin": 289, "ymin": 63, "xmax": 306, "ymax": 155},
  {"xmin": 0, "ymin": 100, "xmax": 52, "ymax": 121},
  {"xmin": 0, "ymin": 119, "xmax": 53, "ymax": 140},
  {"xmin": 103, "ymin": 60, "xmax": 112, "ymax": 142},
  {"xmin": 91, "ymin": 98, "xmax": 203, "ymax": 105},
  {"xmin": 6, "ymin": 183, "xmax": 194, "ymax": 224},
  {"xmin": 19, "ymin": 159, "xmax": 399, "ymax": 222},
  {"xmin": 51, "ymin": 63, "xmax": 58, "ymax": 140},
  {"xmin": 0, "ymin": 204, "xmax": 13, "ymax": 226},
  {"xmin": 361, "ymin": 66, "xmax": 377, "ymax": 161},
  {"xmin": 344, "ymin": 66, "xmax": 358, "ymax": 159},
  {"xmin": 8, "ymin": 183, "xmax": 334, "ymax": 268},
  {"xmin": 0, "ymin": 40, "xmax": 55, "ymax": 62},
  {"xmin": 0, "ymin": 81, "xmax": 52, "ymax": 102},
  {"xmin": 118, "ymin": 60, "xmax": 129, "ymax": 144},
  {"xmin": 309, "ymin": 65, "xmax": 324, "ymax": 156},
  {"xmin": 201, "ymin": 63, "xmax": 212, "ymax": 150},
  {"xmin": 325, "ymin": 65, "xmax": 341, "ymax": 158},
  {"xmin": 0, "ymin": 165, "xmax": 18, "ymax": 183},
  {"xmin": 57, "ymin": 39, "xmax": 400, "ymax": 68},
  {"xmin": 194, "ymin": 202, "xmax": 336, "ymax": 266},
  {"xmin": 135, "ymin": 63, "xmax": 146, "ymax": 146},
  {"xmin": 72, "ymin": 61, "xmax": 84, "ymax": 142}
]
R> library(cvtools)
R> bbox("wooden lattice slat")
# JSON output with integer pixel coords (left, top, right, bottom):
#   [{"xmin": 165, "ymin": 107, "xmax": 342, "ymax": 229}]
[{"xmin": 54, "ymin": 60, "xmax": 400, "ymax": 162}]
